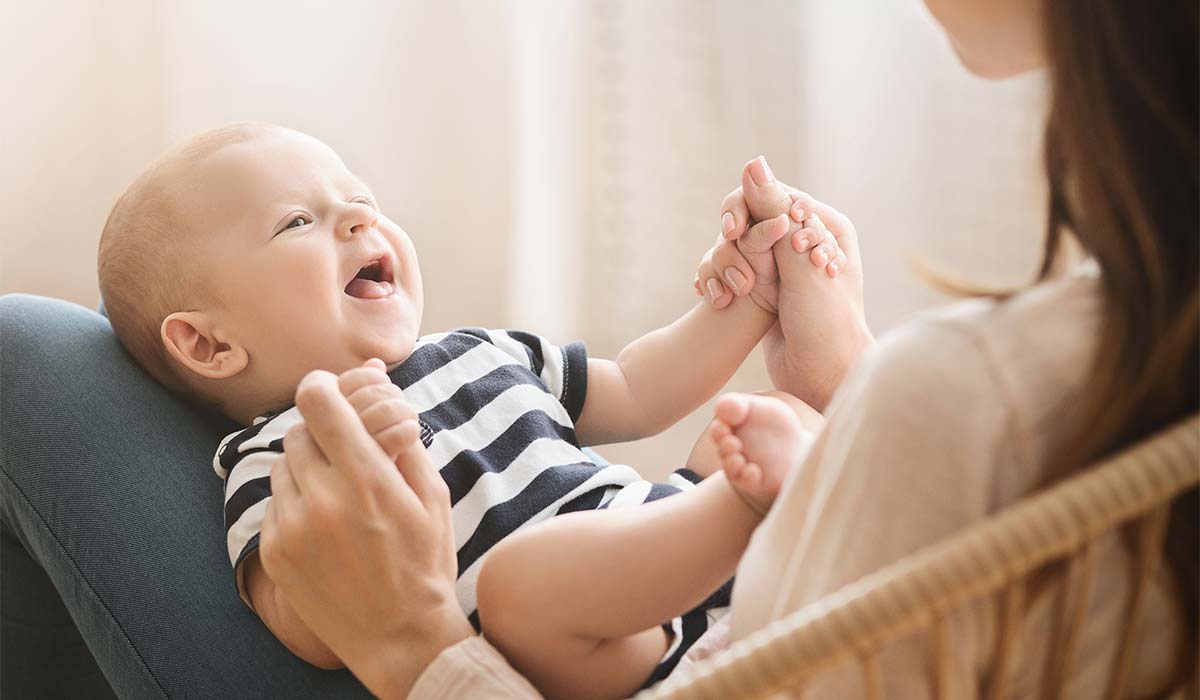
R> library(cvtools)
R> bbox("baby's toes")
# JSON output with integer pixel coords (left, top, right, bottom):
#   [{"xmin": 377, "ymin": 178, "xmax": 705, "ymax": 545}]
[
  {"xmin": 717, "ymin": 434, "xmax": 743, "ymax": 458},
  {"xmin": 714, "ymin": 393, "xmax": 752, "ymax": 428},
  {"xmin": 827, "ymin": 248, "xmax": 847, "ymax": 277},
  {"xmin": 739, "ymin": 463, "xmax": 762, "ymax": 491},
  {"xmin": 810, "ymin": 241, "xmax": 837, "ymax": 269},
  {"xmin": 722, "ymin": 451, "xmax": 747, "ymax": 477}
]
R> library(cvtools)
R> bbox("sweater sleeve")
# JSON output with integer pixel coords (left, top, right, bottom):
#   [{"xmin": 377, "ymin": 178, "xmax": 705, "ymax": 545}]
[{"xmin": 407, "ymin": 636, "xmax": 544, "ymax": 700}]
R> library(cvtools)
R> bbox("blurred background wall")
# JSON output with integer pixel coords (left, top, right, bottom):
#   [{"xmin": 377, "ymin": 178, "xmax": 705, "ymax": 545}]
[{"xmin": 1, "ymin": 0, "xmax": 1047, "ymax": 477}]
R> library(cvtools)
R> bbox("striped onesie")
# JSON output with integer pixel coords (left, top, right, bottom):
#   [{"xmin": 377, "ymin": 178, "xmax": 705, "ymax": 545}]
[{"xmin": 214, "ymin": 328, "xmax": 730, "ymax": 687}]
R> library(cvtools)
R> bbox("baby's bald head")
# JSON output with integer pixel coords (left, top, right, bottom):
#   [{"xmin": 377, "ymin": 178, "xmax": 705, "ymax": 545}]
[{"xmin": 97, "ymin": 121, "xmax": 283, "ymax": 393}]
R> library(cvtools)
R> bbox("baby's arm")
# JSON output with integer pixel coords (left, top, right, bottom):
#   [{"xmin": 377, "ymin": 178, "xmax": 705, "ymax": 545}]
[
  {"xmin": 575, "ymin": 293, "xmax": 774, "ymax": 446},
  {"xmin": 243, "ymin": 553, "xmax": 343, "ymax": 669}
]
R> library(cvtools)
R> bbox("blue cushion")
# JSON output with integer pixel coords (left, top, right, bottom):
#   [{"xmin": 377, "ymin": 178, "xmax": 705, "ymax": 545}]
[{"xmin": 0, "ymin": 294, "xmax": 370, "ymax": 698}]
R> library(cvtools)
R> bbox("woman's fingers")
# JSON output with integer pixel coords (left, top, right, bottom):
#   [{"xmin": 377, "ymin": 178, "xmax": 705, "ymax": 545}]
[
  {"xmin": 262, "ymin": 454, "xmax": 302, "ymax": 580},
  {"xmin": 267, "ymin": 455, "xmax": 301, "ymax": 530},
  {"xmin": 267, "ymin": 454, "xmax": 298, "ymax": 517},
  {"xmin": 281, "ymin": 422, "xmax": 331, "ymax": 495}
]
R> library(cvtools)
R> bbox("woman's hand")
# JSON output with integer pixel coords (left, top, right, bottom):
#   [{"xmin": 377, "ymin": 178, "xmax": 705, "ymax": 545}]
[{"xmin": 259, "ymin": 367, "xmax": 472, "ymax": 699}]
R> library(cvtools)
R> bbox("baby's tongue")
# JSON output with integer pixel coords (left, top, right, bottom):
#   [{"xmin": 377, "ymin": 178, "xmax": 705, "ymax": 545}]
[{"xmin": 345, "ymin": 279, "xmax": 395, "ymax": 299}]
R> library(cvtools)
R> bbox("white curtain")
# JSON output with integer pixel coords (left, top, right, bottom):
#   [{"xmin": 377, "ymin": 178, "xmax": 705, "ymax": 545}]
[{"xmin": 1, "ymin": 1, "xmax": 1046, "ymax": 475}]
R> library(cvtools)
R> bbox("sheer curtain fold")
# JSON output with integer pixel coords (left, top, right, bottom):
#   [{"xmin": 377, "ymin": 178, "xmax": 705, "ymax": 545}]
[{"xmin": 2, "ymin": 0, "xmax": 1046, "ymax": 475}]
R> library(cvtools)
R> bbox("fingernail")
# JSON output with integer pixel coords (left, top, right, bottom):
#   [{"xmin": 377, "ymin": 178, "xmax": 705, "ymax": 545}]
[
  {"xmin": 761, "ymin": 157, "xmax": 775, "ymax": 184},
  {"xmin": 749, "ymin": 156, "xmax": 774, "ymax": 187},
  {"xmin": 816, "ymin": 249, "xmax": 829, "ymax": 265},
  {"xmin": 721, "ymin": 211, "xmax": 735, "ymax": 237},
  {"xmin": 798, "ymin": 237, "xmax": 810, "ymax": 251},
  {"xmin": 828, "ymin": 261, "xmax": 840, "ymax": 276},
  {"xmin": 791, "ymin": 201, "xmax": 805, "ymax": 222},
  {"xmin": 706, "ymin": 278, "xmax": 722, "ymax": 303},
  {"xmin": 723, "ymin": 267, "xmax": 746, "ymax": 293}
]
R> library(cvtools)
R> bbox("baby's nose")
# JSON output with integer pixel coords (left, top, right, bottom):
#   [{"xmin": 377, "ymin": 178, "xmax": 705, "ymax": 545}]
[{"xmin": 340, "ymin": 203, "xmax": 379, "ymax": 239}]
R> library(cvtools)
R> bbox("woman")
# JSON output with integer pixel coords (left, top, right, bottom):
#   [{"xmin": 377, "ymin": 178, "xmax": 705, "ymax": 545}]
[{"xmin": 260, "ymin": 0, "xmax": 1197, "ymax": 697}]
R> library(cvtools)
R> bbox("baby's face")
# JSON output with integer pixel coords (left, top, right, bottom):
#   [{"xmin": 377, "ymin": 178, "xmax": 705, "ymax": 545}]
[{"xmin": 185, "ymin": 130, "xmax": 423, "ymax": 411}]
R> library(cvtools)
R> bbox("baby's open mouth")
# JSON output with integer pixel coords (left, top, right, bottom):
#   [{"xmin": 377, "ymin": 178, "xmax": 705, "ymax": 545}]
[{"xmin": 344, "ymin": 256, "xmax": 396, "ymax": 299}]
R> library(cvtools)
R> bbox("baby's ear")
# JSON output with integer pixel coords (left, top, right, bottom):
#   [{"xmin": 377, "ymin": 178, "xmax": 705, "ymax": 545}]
[{"xmin": 161, "ymin": 311, "xmax": 248, "ymax": 380}]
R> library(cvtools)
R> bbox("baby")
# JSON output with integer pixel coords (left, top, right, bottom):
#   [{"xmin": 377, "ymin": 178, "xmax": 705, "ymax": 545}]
[{"xmin": 97, "ymin": 122, "xmax": 841, "ymax": 699}]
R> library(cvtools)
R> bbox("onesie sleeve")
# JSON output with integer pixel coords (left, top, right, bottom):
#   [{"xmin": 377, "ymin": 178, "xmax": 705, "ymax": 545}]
[
  {"xmin": 213, "ymin": 407, "xmax": 301, "ymax": 606},
  {"xmin": 408, "ymin": 636, "xmax": 544, "ymax": 700},
  {"xmin": 457, "ymin": 328, "xmax": 589, "ymax": 423}
]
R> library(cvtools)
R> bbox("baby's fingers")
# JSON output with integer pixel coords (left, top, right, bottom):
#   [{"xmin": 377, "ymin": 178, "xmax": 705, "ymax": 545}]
[
  {"xmin": 338, "ymin": 364, "xmax": 392, "ymax": 399},
  {"xmin": 711, "ymin": 239, "xmax": 754, "ymax": 297},
  {"xmin": 345, "ymin": 380, "xmax": 405, "ymax": 418},
  {"xmin": 360, "ymin": 397, "xmax": 418, "ymax": 437},
  {"xmin": 375, "ymin": 420, "xmax": 422, "ymax": 461},
  {"xmin": 696, "ymin": 248, "xmax": 735, "ymax": 309},
  {"xmin": 719, "ymin": 187, "xmax": 751, "ymax": 241},
  {"xmin": 740, "ymin": 213, "xmax": 791, "ymax": 256}
]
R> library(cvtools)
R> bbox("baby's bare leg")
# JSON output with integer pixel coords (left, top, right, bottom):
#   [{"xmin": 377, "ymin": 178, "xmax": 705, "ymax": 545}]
[{"xmin": 477, "ymin": 472, "xmax": 759, "ymax": 700}]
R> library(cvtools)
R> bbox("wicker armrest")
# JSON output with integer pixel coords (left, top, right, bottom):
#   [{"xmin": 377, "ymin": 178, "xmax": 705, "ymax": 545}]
[{"xmin": 638, "ymin": 416, "xmax": 1199, "ymax": 700}]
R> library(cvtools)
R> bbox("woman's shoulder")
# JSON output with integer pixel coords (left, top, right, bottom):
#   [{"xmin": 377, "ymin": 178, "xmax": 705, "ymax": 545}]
[
  {"xmin": 913, "ymin": 261, "xmax": 1101, "ymax": 362},
  {"xmin": 840, "ymin": 262, "xmax": 1102, "ymax": 499},
  {"xmin": 866, "ymin": 262, "xmax": 1097, "ymax": 395}
]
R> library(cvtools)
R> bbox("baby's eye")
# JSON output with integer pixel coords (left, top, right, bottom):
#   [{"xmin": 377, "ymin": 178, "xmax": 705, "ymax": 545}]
[{"xmin": 284, "ymin": 215, "xmax": 311, "ymax": 230}]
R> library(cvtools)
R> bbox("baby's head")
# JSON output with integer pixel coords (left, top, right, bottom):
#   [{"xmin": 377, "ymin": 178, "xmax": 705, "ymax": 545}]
[{"xmin": 98, "ymin": 122, "xmax": 423, "ymax": 424}]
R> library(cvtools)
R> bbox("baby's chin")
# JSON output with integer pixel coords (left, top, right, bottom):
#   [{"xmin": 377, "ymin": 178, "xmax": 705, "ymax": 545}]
[{"xmin": 358, "ymin": 333, "xmax": 420, "ymax": 371}]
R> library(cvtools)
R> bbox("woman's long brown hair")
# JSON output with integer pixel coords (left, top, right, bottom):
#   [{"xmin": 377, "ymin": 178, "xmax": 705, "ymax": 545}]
[{"xmin": 1039, "ymin": 0, "xmax": 1198, "ymax": 681}]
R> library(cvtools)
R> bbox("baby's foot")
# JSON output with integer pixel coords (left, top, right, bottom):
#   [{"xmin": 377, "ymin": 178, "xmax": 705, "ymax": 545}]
[
  {"xmin": 709, "ymin": 393, "xmax": 808, "ymax": 514},
  {"xmin": 764, "ymin": 205, "xmax": 870, "ymax": 410}
]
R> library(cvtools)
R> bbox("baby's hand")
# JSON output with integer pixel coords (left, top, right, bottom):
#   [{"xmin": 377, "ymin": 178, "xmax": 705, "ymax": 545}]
[
  {"xmin": 335, "ymin": 358, "xmax": 422, "ymax": 462},
  {"xmin": 694, "ymin": 157, "xmax": 845, "ymax": 312}
]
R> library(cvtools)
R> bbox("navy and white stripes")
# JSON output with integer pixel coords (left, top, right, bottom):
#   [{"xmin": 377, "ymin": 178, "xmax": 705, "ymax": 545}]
[{"xmin": 214, "ymin": 328, "xmax": 699, "ymax": 619}]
